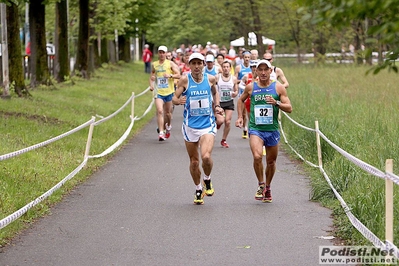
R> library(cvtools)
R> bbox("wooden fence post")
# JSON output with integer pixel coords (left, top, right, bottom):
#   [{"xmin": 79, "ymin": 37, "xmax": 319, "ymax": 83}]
[
  {"xmin": 131, "ymin": 92, "xmax": 135, "ymax": 119},
  {"xmin": 385, "ymin": 159, "xmax": 393, "ymax": 244},
  {"xmin": 84, "ymin": 116, "xmax": 96, "ymax": 159},
  {"xmin": 315, "ymin": 121, "xmax": 323, "ymax": 169}
]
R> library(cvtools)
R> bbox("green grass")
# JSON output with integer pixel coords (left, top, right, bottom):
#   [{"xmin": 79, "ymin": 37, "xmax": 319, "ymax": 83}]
[
  {"xmin": 0, "ymin": 62, "xmax": 153, "ymax": 246},
  {"xmin": 280, "ymin": 63, "xmax": 399, "ymax": 246}
]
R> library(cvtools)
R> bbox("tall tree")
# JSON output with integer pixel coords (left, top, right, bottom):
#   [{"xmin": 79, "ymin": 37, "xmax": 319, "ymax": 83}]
[
  {"xmin": 75, "ymin": 0, "xmax": 89, "ymax": 78},
  {"xmin": 55, "ymin": 0, "xmax": 69, "ymax": 82},
  {"xmin": 249, "ymin": 0, "xmax": 263, "ymax": 54},
  {"xmin": 7, "ymin": 1, "xmax": 29, "ymax": 96},
  {"xmin": 298, "ymin": 0, "xmax": 399, "ymax": 73},
  {"xmin": 29, "ymin": 0, "xmax": 50, "ymax": 87}
]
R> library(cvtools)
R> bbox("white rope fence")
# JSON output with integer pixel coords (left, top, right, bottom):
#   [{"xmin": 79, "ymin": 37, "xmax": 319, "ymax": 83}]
[
  {"xmin": 0, "ymin": 118, "xmax": 95, "ymax": 162},
  {"xmin": 0, "ymin": 88, "xmax": 153, "ymax": 230},
  {"xmin": 279, "ymin": 111, "xmax": 399, "ymax": 258}
]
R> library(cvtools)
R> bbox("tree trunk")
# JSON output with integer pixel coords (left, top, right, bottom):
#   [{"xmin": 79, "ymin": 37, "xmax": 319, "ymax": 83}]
[
  {"xmin": 76, "ymin": 0, "xmax": 89, "ymax": 78},
  {"xmin": 55, "ymin": 0, "xmax": 69, "ymax": 82},
  {"xmin": 7, "ymin": 2, "xmax": 29, "ymax": 96},
  {"xmin": 118, "ymin": 35, "xmax": 130, "ymax": 63},
  {"xmin": 313, "ymin": 31, "xmax": 327, "ymax": 65},
  {"xmin": 91, "ymin": 38, "xmax": 101, "ymax": 68},
  {"xmin": 108, "ymin": 40, "xmax": 116, "ymax": 64},
  {"xmin": 29, "ymin": 0, "xmax": 50, "ymax": 87},
  {"xmin": 249, "ymin": 0, "xmax": 263, "ymax": 55},
  {"xmin": 353, "ymin": 20, "xmax": 364, "ymax": 65},
  {"xmin": 100, "ymin": 38, "xmax": 108, "ymax": 64}
]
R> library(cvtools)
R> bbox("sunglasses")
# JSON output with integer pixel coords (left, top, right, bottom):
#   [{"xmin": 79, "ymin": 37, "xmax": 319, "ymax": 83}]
[{"xmin": 264, "ymin": 58, "xmax": 272, "ymax": 61}]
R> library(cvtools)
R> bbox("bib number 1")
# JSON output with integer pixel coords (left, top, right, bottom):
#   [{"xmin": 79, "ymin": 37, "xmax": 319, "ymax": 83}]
[{"xmin": 190, "ymin": 95, "xmax": 211, "ymax": 116}]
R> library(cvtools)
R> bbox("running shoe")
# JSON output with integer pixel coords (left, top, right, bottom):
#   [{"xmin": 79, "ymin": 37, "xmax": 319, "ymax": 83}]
[
  {"xmin": 165, "ymin": 123, "xmax": 172, "ymax": 139},
  {"xmin": 221, "ymin": 139, "xmax": 229, "ymax": 148},
  {"xmin": 242, "ymin": 130, "xmax": 248, "ymax": 139},
  {"xmin": 159, "ymin": 132, "xmax": 166, "ymax": 141},
  {"xmin": 262, "ymin": 186, "xmax": 272, "ymax": 203},
  {"xmin": 255, "ymin": 185, "xmax": 265, "ymax": 200},
  {"xmin": 194, "ymin": 189, "xmax": 204, "ymax": 205},
  {"xmin": 263, "ymin": 146, "xmax": 266, "ymax": 156},
  {"xmin": 203, "ymin": 179, "xmax": 214, "ymax": 196}
]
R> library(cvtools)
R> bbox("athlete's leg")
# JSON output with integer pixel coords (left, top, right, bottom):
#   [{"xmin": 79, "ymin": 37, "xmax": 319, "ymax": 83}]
[
  {"xmin": 185, "ymin": 141, "xmax": 201, "ymax": 185},
  {"xmin": 164, "ymin": 100, "xmax": 173, "ymax": 128},
  {"xmin": 199, "ymin": 134, "xmax": 215, "ymax": 176},
  {"xmin": 155, "ymin": 98, "xmax": 165, "ymax": 132},
  {"xmin": 249, "ymin": 134, "xmax": 264, "ymax": 184},
  {"xmin": 222, "ymin": 109, "xmax": 233, "ymax": 140},
  {"xmin": 265, "ymin": 145, "xmax": 278, "ymax": 186}
]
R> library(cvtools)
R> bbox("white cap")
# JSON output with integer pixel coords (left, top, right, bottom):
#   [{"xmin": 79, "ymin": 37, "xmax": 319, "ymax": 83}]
[
  {"xmin": 158, "ymin": 45, "xmax": 167, "ymax": 52},
  {"xmin": 189, "ymin": 53, "xmax": 205, "ymax": 63},
  {"xmin": 256, "ymin": 59, "xmax": 272, "ymax": 69},
  {"xmin": 250, "ymin": 59, "xmax": 259, "ymax": 67},
  {"xmin": 205, "ymin": 54, "xmax": 214, "ymax": 62},
  {"xmin": 176, "ymin": 48, "xmax": 182, "ymax": 53},
  {"xmin": 207, "ymin": 41, "xmax": 211, "ymax": 45}
]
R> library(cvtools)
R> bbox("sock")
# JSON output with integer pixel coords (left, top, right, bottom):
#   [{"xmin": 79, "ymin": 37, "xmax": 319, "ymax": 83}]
[
  {"xmin": 196, "ymin": 184, "xmax": 203, "ymax": 191},
  {"xmin": 266, "ymin": 185, "xmax": 271, "ymax": 190},
  {"xmin": 203, "ymin": 175, "xmax": 211, "ymax": 180},
  {"xmin": 258, "ymin": 182, "xmax": 265, "ymax": 186}
]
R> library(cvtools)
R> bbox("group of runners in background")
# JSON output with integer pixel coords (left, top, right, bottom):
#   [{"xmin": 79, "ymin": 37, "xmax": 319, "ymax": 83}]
[{"xmin": 148, "ymin": 42, "xmax": 292, "ymax": 205}]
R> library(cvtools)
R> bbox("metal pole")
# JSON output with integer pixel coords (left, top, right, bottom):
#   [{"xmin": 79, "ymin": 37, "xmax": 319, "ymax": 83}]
[{"xmin": 1, "ymin": 3, "xmax": 10, "ymax": 98}]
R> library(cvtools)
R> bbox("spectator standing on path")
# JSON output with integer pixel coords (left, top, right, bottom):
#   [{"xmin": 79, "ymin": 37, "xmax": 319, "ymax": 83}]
[
  {"xmin": 216, "ymin": 60, "xmax": 238, "ymax": 148},
  {"xmin": 143, "ymin": 44, "xmax": 153, "ymax": 74},
  {"xmin": 235, "ymin": 59, "xmax": 292, "ymax": 203},
  {"xmin": 149, "ymin": 45, "xmax": 181, "ymax": 141},
  {"xmin": 263, "ymin": 52, "xmax": 289, "ymax": 88},
  {"xmin": 172, "ymin": 53, "xmax": 224, "ymax": 205}
]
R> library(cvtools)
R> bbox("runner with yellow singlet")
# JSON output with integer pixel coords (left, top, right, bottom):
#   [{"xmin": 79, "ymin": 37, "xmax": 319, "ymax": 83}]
[{"xmin": 150, "ymin": 45, "xmax": 181, "ymax": 141}]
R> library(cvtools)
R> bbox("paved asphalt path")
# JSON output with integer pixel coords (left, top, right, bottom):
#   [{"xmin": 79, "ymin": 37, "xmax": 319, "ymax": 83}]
[{"xmin": 0, "ymin": 105, "xmax": 334, "ymax": 266}]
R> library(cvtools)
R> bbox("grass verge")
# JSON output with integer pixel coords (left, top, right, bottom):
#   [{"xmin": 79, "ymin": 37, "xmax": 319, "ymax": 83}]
[
  {"xmin": 280, "ymin": 63, "xmax": 399, "ymax": 246},
  {"xmin": 0, "ymin": 61, "xmax": 153, "ymax": 246}
]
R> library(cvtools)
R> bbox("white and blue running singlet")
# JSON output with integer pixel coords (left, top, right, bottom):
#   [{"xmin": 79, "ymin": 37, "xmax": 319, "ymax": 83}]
[
  {"xmin": 204, "ymin": 66, "xmax": 218, "ymax": 76},
  {"xmin": 238, "ymin": 63, "xmax": 251, "ymax": 80},
  {"xmin": 182, "ymin": 73, "xmax": 216, "ymax": 129}
]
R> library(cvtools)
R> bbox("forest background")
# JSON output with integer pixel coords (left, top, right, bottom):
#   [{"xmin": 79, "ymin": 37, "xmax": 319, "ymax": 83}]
[{"xmin": 1, "ymin": 0, "xmax": 399, "ymax": 98}]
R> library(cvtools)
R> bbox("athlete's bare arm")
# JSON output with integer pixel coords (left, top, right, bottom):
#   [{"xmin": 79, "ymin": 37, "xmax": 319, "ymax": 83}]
[
  {"xmin": 172, "ymin": 75, "xmax": 188, "ymax": 106},
  {"xmin": 276, "ymin": 67, "xmax": 289, "ymax": 88},
  {"xmin": 276, "ymin": 82, "xmax": 292, "ymax": 113}
]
